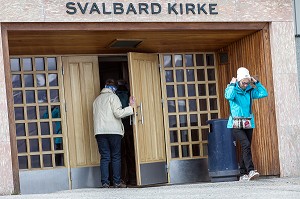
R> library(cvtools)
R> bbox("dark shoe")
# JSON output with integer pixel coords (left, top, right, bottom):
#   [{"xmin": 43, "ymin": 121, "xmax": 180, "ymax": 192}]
[
  {"xmin": 101, "ymin": 183, "xmax": 110, "ymax": 188},
  {"xmin": 114, "ymin": 182, "xmax": 127, "ymax": 188}
]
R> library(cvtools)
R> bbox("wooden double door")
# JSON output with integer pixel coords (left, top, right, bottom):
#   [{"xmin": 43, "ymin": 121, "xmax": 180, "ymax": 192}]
[{"xmin": 62, "ymin": 53, "xmax": 167, "ymax": 187}]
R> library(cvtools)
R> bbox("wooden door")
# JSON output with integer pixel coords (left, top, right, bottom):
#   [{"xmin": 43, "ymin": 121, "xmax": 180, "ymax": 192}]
[
  {"xmin": 62, "ymin": 56, "xmax": 100, "ymax": 168},
  {"xmin": 128, "ymin": 53, "xmax": 167, "ymax": 186}
]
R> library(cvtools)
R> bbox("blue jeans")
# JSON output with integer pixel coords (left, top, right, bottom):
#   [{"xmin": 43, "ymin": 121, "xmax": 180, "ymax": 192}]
[{"xmin": 96, "ymin": 134, "xmax": 122, "ymax": 185}]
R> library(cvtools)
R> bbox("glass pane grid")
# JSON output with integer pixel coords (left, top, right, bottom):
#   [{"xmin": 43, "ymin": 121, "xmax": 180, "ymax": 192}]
[
  {"xmin": 161, "ymin": 53, "xmax": 219, "ymax": 160},
  {"xmin": 10, "ymin": 56, "xmax": 64, "ymax": 170}
]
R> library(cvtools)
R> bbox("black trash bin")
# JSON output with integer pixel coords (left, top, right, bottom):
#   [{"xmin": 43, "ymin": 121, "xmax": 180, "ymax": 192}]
[{"xmin": 207, "ymin": 119, "xmax": 239, "ymax": 182}]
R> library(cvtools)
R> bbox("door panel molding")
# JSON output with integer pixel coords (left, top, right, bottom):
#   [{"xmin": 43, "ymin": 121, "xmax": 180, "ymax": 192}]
[{"xmin": 128, "ymin": 52, "xmax": 167, "ymax": 186}]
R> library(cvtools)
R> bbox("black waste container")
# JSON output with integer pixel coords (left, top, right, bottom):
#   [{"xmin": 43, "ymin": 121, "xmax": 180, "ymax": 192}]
[{"xmin": 207, "ymin": 119, "xmax": 239, "ymax": 182}]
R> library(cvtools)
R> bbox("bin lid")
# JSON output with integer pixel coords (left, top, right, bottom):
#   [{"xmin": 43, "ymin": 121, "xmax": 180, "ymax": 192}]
[{"xmin": 206, "ymin": 119, "xmax": 228, "ymax": 125}]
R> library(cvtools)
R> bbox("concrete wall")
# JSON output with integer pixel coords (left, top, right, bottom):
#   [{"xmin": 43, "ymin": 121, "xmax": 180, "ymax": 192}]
[
  {"xmin": 0, "ymin": 24, "xmax": 15, "ymax": 195},
  {"xmin": 0, "ymin": 0, "xmax": 294, "ymax": 22},
  {"xmin": 296, "ymin": 37, "xmax": 300, "ymax": 95}
]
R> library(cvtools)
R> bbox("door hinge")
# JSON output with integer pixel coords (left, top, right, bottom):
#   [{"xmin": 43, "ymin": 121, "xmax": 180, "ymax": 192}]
[
  {"xmin": 161, "ymin": 98, "xmax": 164, "ymax": 108},
  {"xmin": 64, "ymin": 102, "xmax": 67, "ymax": 112},
  {"xmin": 62, "ymin": 65, "xmax": 64, "ymax": 75},
  {"xmin": 165, "ymin": 164, "xmax": 169, "ymax": 173}
]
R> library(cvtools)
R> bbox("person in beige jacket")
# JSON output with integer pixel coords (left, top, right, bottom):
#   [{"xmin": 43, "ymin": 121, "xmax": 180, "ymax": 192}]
[{"xmin": 93, "ymin": 79, "xmax": 135, "ymax": 188}]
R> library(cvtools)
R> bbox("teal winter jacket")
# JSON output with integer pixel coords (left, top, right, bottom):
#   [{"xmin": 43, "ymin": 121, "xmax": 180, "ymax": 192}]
[{"xmin": 225, "ymin": 81, "xmax": 268, "ymax": 128}]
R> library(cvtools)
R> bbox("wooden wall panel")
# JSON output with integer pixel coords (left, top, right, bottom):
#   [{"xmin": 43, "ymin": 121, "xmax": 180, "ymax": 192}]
[{"xmin": 217, "ymin": 25, "xmax": 280, "ymax": 176}]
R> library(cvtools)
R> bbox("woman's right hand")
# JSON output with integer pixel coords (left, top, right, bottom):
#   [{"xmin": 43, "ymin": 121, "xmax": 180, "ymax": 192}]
[
  {"xmin": 230, "ymin": 77, "xmax": 237, "ymax": 84},
  {"xmin": 129, "ymin": 96, "xmax": 136, "ymax": 108}
]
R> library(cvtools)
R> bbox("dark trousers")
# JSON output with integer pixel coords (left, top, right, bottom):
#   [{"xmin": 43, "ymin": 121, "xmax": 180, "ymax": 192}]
[
  {"xmin": 96, "ymin": 134, "xmax": 122, "ymax": 185},
  {"xmin": 232, "ymin": 128, "xmax": 254, "ymax": 175}
]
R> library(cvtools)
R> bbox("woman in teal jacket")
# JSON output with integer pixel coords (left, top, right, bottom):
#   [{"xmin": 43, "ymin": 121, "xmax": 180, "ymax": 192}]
[{"xmin": 225, "ymin": 67, "xmax": 268, "ymax": 181}]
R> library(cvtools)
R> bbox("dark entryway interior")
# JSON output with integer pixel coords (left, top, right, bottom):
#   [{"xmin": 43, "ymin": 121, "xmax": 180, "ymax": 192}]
[{"xmin": 99, "ymin": 56, "xmax": 137, "ymax": 186}]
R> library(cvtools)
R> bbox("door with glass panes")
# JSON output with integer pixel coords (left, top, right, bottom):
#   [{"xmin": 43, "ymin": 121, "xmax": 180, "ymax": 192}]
[
  {"xmin": 10, "ymin": 56, "xmax": 69, "ymax": 194},
  {"xmin": 160, "ymin": 53, "xmax": 220, "ymax": 184}
]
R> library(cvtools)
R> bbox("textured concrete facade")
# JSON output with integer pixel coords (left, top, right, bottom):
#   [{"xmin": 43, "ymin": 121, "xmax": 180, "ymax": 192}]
[
  {"xmin": 0, "ymin": 24, "xmax": 15, "ymax": 195},
  {"xmin": 0, "ymin": 0, "xmax": 300, "ymax": 195}
]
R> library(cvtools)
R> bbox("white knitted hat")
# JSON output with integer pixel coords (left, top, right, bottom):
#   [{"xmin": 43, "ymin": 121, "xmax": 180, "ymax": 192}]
[{"xmin": 236, "ymin": 67, "xmax": 251, "ymax": 81}]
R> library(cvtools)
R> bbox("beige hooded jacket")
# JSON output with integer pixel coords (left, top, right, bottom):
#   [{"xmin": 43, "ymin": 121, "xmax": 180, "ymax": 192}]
[{"xmin": 93, "ymin": 88, "xmax": 133, "ymax": 136}]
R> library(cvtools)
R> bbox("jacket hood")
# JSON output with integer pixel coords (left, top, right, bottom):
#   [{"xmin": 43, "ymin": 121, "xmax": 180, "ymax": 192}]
[{"xmin": 100, "ymin": 88, "xmax": 114, "ymax": 94}]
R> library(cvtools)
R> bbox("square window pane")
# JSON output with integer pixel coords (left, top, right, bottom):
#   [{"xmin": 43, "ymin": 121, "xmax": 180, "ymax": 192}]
[
  {"xmin": 164, "ymin": 55, "xmax": 172, "ymax": 67},
  {"xmin": 49, "ymin": 74, "xmax": 58, "ymax": 87},
  {"xmin": 196, "ymin": 54, "xmax": 204, "ymax": 66},
  {"xmin": 170, "ymin": 131, "xmax": 178, "ymax": 143},
  {"xmin": 203, "ymin": 144, "xmax": 208, "ymax": 156},
  {"xmin": 192, "ymin": 144, "xmax": 200, "ymax": 156},
  {"xmin": 14, "ymin": 107, "xmax": 24, "ymax": 120},
  {"xmin": 175, "ymin": 54, "xmax": 183, "ymax": 67},
  {"xmin": 206, "ymin": 54, "xmax": 215, "ymax": 66},
  {"xmin": 23, "ymin": 58, "xmax": 33, "ymax": 71},
  {"xmin": 207, "ymin": 69, "xmax": 216, "ymax": 81},
  {"xmin": 178, "ymin": 100, "xmax": 186, "ymax": 112},
  {"xmin": 197, "ymin": 69, "xmax": 205, "ymax": 81},
  {"xmin": 48, "ymin": 57, "xmax": 57, "ymax": 70},
  {"xmin": 36, "ymin": 74, "xmax": 46, "ymax": 87},
  {"xmin": 179, "ymin": 115, "xmax": 187, "ymax": 127},
  {"xmin": 185, "ymin": 54, "xmax": 194, "ymax": 67},
  {"xmin": 35, "ymin": 58, "xmax": 45, "ymax": 71},
  {"xmin": 27, "ymin": 106, "xmax": 37, "ymax": 120},
  {"xmin": 187, "ymin": 84, "xmax": 196, "ymax": 96},
  {"xmin": 12, "ymin": 74, "xmax": 22, "ymax": 88},
  {"xmin": 202, "ymin": 128, "xmax": 209, "ymax": 141},
  {"xmin": 13, "ymin": 91, "xmax": 23, "ymax": 104},
  {"xmin": 186, "ymin": 69, "xmax": 194, "ymax": 81},
  {"xmin": 199, "ymin": 99, "xmax": 207, "ymax": 111},
  {"xmin": 188, "ymin": 99, "xmax": 197, "ymax": 111},
  {"xmin": 43, "ymin": 154, "xmax": 53, "ymax": 167},
  {"xmin": 191, "ymin": 129, "xmax": 199, "ymax": 141},
  {"xmin": 24, "ymin": 75, "xmax": 34, "ymax": 87},
  {"xmin": 200, "ymin": 114, "xmax": 208, "ymax": 126},
  {"xmin": 42, "ymin": 138, "xmax": 51, "ymax": 151},
  {"xmin": 180, "ymin": 130, "xmax": 189, "ymax": 142},
  {"xmin": 208, "ymin": 84, "xmax": 217, "ymax": 95},
  {"xmin": 165, "ymin": 70, "xmax": 174, "ymax": 82},
  {"xmin": 176, "ymin": 70, "xmax": 184, "ymax": 82},
  {"xmin": 50, "ymin": 89, "xmax": 60, "ymax": 103},
  {"xmin": 166, "ymin": 85, "xmax": 175, "ymax": 97},
  {"xmin": 38, "ymin": 90, "xmax": 48, "ymax": 103},
  {"xmin": 181, "ymin": 145, "xmax": 190, "ymax": 157},
  {"xmin": 17, "ymin": 139, "xmax": 27, "ymax": 153},
  {"xmin": 211, "ymin": 113, "xmax": 219, "ymax": 120},
  {"xmin": 54, "ymin": 139, "xmax": 63, "ymax": 150},
  {"xmin": 39, "ymin": 106, "xmax": 49, "ymax": 119},
  {"xmin": 198, "ymin": 84, "xmax": 206, "ymax": 96},
  {"xmin": 177, "ymin": 85, "xmax": 185, "ymax": 97},
  {"xmin": 168, "ymin": 115, "xmax": 177, "ymax": 128},
  {"xmin": 18, "ymin": 156, "xmax": 28, "ymax": 169},
  {"xmin": 28, "ymin": 122, "xmax": 38, "ymax": 136},
  {"xmin": 10, "ymin": 58, "xmax": 21, "ymax": 71},
  {"xmin": 55, "ymin": 154, "xmax": 64, "ymax": 166},
  {"xmin": 171, "ymin": 146, "xmax": 179, "ymax": 158},
  {"xmin": 41, "ymin": 122, "xmax": 50, "ymax": 135},
  {"xmin": 31, "ymin": 155, "xmax": 41, "ymax": 168},
  {"xmin": 16, "ymin": 123, "xmax": 26, "ymax": 137},
  {"xmin": 26, "ymin": 90, "xmax": 35, "ymax": 103},
  {"xmin": 167, "ymin": 100, "xmax": 176, "ymax": 113},
  {"xmin": 51, "ymin": 106, "xmax": 61, "ymax": 119},
  {"xmin": 190, "ymin": 114, "xmax": 198, "ymax": 126},
  {"xmin": 210, "ymin": 98, "xmax": 218, "ymax": 110},
  {"xmin": 53, "ymin": 121, "xmax": 62, "ymax": 135},
  {"xmin": 30, "ymin": 139, "xmax": 39, "ymax": 152}
]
